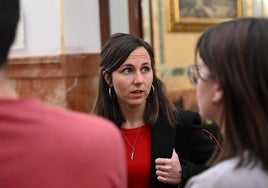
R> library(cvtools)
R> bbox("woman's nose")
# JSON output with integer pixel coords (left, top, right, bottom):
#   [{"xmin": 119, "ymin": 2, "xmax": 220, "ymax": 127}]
[{"xmin": 133, "ymin": 72, "xmax": 144, "ymax": 84}]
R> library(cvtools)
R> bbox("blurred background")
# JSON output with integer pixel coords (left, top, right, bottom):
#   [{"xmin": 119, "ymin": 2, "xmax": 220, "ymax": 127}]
[{"xmin": 8, "ymin": 0, "xmax": 268, "ymax": 114}]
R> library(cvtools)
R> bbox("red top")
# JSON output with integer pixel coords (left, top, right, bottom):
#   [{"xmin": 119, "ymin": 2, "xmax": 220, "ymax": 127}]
[
  {"xmin": 121, "ymin": 125, "xmax": 151, "ymax": 188},
  {"xmin": 0, "ymin": 98, "xmax": 127, "ymax": 188}
]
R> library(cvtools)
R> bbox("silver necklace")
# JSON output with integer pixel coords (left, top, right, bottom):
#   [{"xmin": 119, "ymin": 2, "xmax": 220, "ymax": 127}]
[{"xmin": 121, "ymin": 127, "xmax": 142, "ymax": 160}]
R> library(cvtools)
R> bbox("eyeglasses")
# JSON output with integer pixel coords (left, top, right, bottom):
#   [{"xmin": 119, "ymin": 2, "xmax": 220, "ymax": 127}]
[{"xmin": 187, "ymin": 64, "xmax": 211, "ymax": 86}]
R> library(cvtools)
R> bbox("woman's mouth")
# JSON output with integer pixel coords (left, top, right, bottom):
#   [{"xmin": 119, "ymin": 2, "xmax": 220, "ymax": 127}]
[{"xmin": 131, "ymin": 90, "xmax": 144, "ymax": 98}]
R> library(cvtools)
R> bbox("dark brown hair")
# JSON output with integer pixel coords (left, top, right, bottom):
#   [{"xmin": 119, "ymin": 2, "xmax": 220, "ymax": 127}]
[
  {"xmin": 94, "ymin": 33, "xmax": 176, "ymax": 127},
  {"xmin": 0, "ymin": 0, "xmax": 20, "ymax": 67},
  {"xmin": 196, "ymin": 18, "xmax": 268, "ymax": 171}
]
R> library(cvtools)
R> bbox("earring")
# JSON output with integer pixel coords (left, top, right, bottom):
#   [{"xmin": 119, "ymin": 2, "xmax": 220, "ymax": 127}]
[
  {"xmin": 147, "ymin": 85, "xmax": 155, "ymax": 99},
  {"xmin": 108, "ymin": 86, "xmax": 114, "ymax": 101}
]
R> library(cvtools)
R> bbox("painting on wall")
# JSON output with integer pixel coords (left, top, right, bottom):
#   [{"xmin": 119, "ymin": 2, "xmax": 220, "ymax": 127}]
[{"xmin": 168, "ymin": 0, "xmax": 242, "ymax": 32}]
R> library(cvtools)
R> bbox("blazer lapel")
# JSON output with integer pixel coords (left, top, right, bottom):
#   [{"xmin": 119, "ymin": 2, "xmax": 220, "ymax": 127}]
[{"xmin": 149, "ymin": 118, "xmax": 176, "ymax": 187}]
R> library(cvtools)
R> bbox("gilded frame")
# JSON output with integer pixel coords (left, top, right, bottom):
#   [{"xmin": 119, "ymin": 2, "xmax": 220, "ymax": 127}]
[{"xmin": 168, "ymin": 0, "xmax": 242, "ymax": 32}]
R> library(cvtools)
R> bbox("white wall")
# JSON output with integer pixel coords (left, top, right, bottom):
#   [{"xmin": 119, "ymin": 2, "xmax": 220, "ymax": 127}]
[
  {"xmin": 109, "ymin": 0, "xmax": 129, "ymax": 34},
  {"xmin": 10, "ymin": 0, "xmax": 102, "ymax": 57},
  {"xmin": 10, "ymin": 0, "xmax": 61, "ymax": 57},
  {"xmin": 63, "ymin": 0, "xmax": 101, "ymax": 53}
]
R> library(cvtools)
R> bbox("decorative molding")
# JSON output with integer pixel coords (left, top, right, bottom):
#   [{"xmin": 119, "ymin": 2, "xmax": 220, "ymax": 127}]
[
  {"xmin": 99, "ymin": 0, "xmax": 110, "ymax": 47},
  {"xmin": 7, "ymin": 53, "xmax": 100, "ymax": 79},
  {"xmin": 58, "ymin": 0, "xmax": 65, "ymax": 53}
]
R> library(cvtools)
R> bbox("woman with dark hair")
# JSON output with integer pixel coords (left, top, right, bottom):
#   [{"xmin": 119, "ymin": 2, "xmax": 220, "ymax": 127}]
[
  {"xmin": 186, "ymin": 18, "xmax": 268, "ymax": 187},
  {"xmin": 94, "ymin": 33, "xmax": 215, "ymax": 188}
]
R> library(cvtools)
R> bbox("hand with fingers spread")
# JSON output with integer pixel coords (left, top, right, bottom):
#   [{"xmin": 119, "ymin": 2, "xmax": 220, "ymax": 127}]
[{"xmin": 155, "ymin": 148, "xmax": 182, "ymax": 185}]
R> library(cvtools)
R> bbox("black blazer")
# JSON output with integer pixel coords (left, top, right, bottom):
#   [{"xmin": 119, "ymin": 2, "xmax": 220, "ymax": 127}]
[{"xmin": 149, "ymin": 108, "xmax": 215, "ymax": 188}]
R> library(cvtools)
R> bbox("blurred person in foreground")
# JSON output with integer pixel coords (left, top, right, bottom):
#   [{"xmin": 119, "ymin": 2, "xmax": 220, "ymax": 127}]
[
  {"xmin": 186, "ymin": 17, "xmax": 268, "ymax": 187},
  {"xmin": 0, "ymin": 1, "xmax": 127, "ymax": 187},
  {"xmin": 94, "ymin": 33, "xmax": 215, "ymax": 188}
]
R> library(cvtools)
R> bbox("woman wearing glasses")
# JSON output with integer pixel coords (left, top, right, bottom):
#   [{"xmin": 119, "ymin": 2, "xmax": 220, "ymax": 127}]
[
  {"xmin": 94, "ymin": 33, "xmax": 215, "ymax": 188},
  {"xmin": 186, "ymin": 18, "xmax": 268, "ymax": 187}
]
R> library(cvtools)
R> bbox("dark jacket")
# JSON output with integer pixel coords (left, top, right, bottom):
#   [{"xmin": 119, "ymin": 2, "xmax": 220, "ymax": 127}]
[{"xmin": 149, "ymin": 108, "xmax": 215, "ymax": 188}]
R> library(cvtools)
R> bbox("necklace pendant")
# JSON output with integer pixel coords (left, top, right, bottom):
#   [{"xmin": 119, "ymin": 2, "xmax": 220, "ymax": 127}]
[
  {"xmin": 130, "ymin": 150, "xmax": 134, "ymax": 160},
  {"xmin": 121, "ymin": 127, "xmax": 142, "ymax": 161}
]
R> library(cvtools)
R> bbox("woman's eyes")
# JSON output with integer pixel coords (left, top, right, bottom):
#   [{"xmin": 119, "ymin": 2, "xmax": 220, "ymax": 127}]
[
  {"xmin": 121, "ymin": 66, "xmax": 151, "ymax": 74},
  {"xmin": 141, "ymin": 66, "xmax": 151, "ymax": 72},
  {"xmin": 122, "ymin": 68, "xmax": 132, "ymax": 74}
]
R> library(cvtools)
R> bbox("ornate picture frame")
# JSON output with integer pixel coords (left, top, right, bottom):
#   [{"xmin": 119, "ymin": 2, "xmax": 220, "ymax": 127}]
[{"xmin": 168, "ymin": 0, "xmax": 243, "ymax": 32}]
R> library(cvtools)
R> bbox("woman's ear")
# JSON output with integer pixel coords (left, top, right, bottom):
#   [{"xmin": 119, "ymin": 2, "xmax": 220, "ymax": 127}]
[
  {"xmin": 212, "ymin": 81, "xmax": 223, "ymax": 104},
  {"xmin": 103, "ymin": 71, "xmax": 112, "ymax": 86}
]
